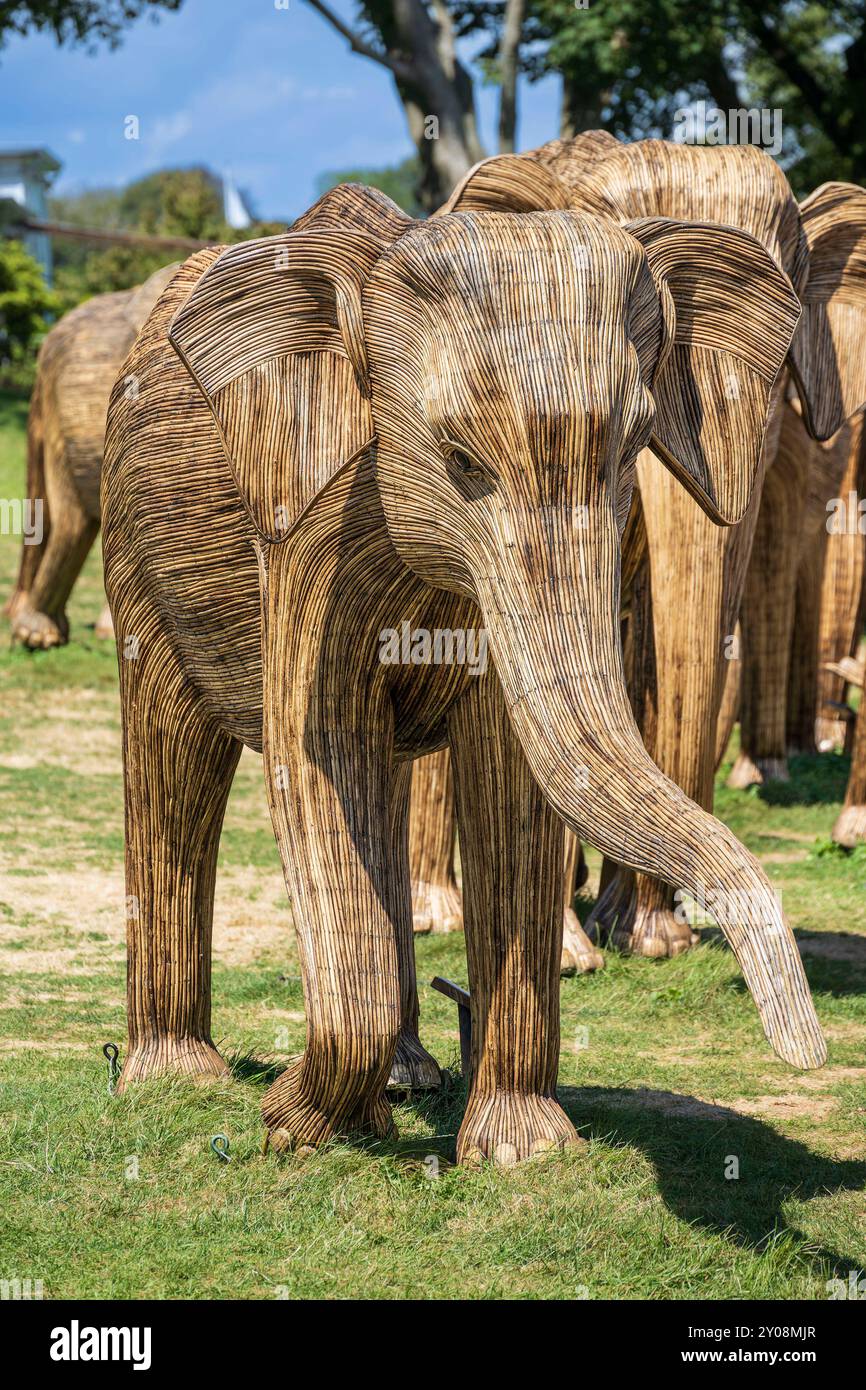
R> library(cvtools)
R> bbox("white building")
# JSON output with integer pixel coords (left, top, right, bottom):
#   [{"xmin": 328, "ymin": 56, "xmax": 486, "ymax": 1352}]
[
  {"xmin": 0, "ymin": 148, "xmax": 61, "ymax": 282},
  {"xmin": 222, "ymin": 170, "xmax": 252, "ymax": 230}
]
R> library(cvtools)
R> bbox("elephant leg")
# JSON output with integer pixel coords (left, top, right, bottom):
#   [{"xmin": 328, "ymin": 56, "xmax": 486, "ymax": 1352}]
[
  {"xmin": 588, "ymin": 867, "xmax": 697, "ymax": 957},
  {"xmin": 409, "ymin": 748, "xmax": 463, "ymax": 934},
  {"xmin": 5, "ymin": 383, "xmax": 47, "ymax": 624},
  {"xmin": 816, "ymin": 414, "xmax": 866, "ymax": 750},
  {"xmin": 388, "ymin": 761, "xmax": 443, "ymax": 1092},
  {"xmin": 787, "ymin": 527, "xmax": 827, "ymax": 754},
  {"xmin": 561, "ymin": 828, "xmax": 604, "ymax": 975},
  {"xmin": 11, "ymin": 451, "xmax": 97, "ymax": 650},
  {"xmin": 258, "ymin": 518, "xmax": 416, "ymax": 1151},
  {"xmin": 95, "ymin": 601, "xmax": 115, "ymax": 640},
  {"xmin": 448, "ymin": 674, "xmax": 580, "ymax": 1166},
  {"xmin": 729, "ymin": 437, "xmax": 806, "ymax": 788},
  {"xmin": 833, "ymin": 698, "xmax": 866, "ymax": 847},
  {"xmin": 116, "ymin": 620, "xmax": 241, "ymax": 1088},
  {"xmin": 260, "ymin": 678, "xmax": 406, "ymax": 1149},
  {"xmin": 714, "ymin": 623, "xmax": 741, "ymax": 769}
]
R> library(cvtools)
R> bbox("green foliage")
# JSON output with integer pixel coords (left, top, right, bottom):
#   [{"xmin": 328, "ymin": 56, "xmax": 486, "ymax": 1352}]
[
  {"xmin": 316, "ymin": 156, "xmax": 426, "ymax": 218},
  {"xmin": 453, "ymin": 0, "xmax": 865, "ymax": 190},
  {"xmin": 115, "ymin": 166, "xmax": 224, "ymax": 237},
  {"xmin": 49, "ymin": 167, "xmax": 282, "ymax": 316},
  {"xmin": 52, "ymin": 245, "xmax": 170, "ymax": 314},
  {"xmin": 0, "ymin": 239, "xmax": 59, "ymax": 388},
  {"xmin": 0, "ymin": 0, "xmax": 182, "ymax": 49}
]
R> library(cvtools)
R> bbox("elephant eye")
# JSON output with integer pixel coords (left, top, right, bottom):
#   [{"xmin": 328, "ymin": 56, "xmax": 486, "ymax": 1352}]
[{"xmin": 440, "ymin": 438, "xmax": 499, "ymax": 489}]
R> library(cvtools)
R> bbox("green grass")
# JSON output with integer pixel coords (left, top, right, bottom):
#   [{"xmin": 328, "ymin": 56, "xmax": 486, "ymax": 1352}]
[{"xmin": 1, "ymin": 388, "xmax": 865, "ymax": 1300}]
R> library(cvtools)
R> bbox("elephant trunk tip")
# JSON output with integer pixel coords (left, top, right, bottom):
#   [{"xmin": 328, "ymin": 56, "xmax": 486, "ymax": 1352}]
[{"xmin": 768, "ymin": 1018, "xmax": 827, "ymax": 1072}]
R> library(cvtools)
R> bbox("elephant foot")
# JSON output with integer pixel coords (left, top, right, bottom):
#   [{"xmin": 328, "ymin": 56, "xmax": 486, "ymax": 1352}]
[
  {"xmin": 117, "ymin": 1036, "xmax": 229, "ymax": 1092},
  {"xmin": 10, "ymin": 599, "xmax": 68, "ymax": 650},
  {"xmin": 816, "ymin": 717, "xmax": 849, "ymax": 753},
  {"xmin": 584, "ymin": 866, "xmax": 636, "ymax": 946},
  {"xmin": 94, "ymin": 602, "xmax": 115, "ymax": 640},
  {"xmin": 411, "ymin": 878, "xmax": 463, "ymax": 935},
  {"xmin": 560, "ymin": 907, "xmax": 604, "ymax": 976},
  {"xmin": 457, "ymin": 1090, "xmax": 581, "ymax": 1167},
  {"xmin": 588, "ymin": 868, "xmax": 698, "ymax": 958},
  {"xmin": 621, "ymin": 907, "xmax": 699, "ymax": 959},
  {"xmin": 727, "ymin": 752, "xmax": 788, "ymax": 788},
  {"xmin": 832, "ymin": 804, "xmax": 866, "ymax": 849},
  {"xmin": 262, "ymin": 1056, "xmax": 395, "ymax": 1154},
  {"xmin": 387, "ymin": 1027, "xmax": 441, "ymax": 1092}
]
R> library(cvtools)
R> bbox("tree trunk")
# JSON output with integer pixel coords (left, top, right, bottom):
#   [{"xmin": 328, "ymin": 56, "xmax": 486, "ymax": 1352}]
[
  {"xmin": 497, "ymin": 0, "xmax": 525, "ymax": 153},
  {"xmin": 303, "ymin": 0, "xmax": 484, "ymax": 211},
  {"xmin": 559, "ymin": 83, "xmax": 605, "ymax": 139},
  {"xmin": 391, "ymin": 0, "xmax": 485, "ymax": 210}
]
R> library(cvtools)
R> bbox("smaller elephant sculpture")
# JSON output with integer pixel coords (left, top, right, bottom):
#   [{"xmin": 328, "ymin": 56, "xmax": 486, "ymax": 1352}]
[
  {"xmin": 103, "ymin": 184, "xmax": 824, "ymax": 1166},
  {"xmin": 5, "ymin": 263, "xmax": 177, "ymax": 648},
  {"xmin": 730, "ymin": 397, "xmax": 865, "ymax": 787}
]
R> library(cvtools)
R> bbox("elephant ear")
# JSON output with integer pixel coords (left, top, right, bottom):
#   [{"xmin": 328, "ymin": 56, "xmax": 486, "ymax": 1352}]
[
  {"xmin": 524, "ymin": 130, "xmax": 619, "ymax": 190},
  {"xmin": 626, "ymin": 216, "xmax": 802, "ymax": 526},
  {"xmin": 436, "ymin": 154, "xmax": 572, "ymax": 214},
  {"xmin": 292, "ymin": 180, "xmax": 414, "ymax": 239},
  {"xmin": 788, "ymin": 182, "xmax": 866, "ymax": 441},
  {"xmin": 168, "ymin": 186, "xmax": 411, "ymax": 538}
]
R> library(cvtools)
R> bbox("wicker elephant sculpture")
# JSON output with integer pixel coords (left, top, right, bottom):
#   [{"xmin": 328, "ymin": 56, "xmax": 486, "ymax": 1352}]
[
  {"xmin": 102, "ymin": 184, "xmax": 824, "ymax": 1165},
  {"xmin": 6, "ymin": 263, "xmax": 177, "ymax": 648},
  {"xmin": 408, "ymin": 137, "xmax": 866, "ymax": 963}
]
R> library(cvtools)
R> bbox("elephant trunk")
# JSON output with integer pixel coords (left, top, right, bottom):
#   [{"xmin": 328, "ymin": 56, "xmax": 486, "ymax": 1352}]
[{"xmin": 471, "ymin": 504, "xmax": 826, "ymax": 1070}]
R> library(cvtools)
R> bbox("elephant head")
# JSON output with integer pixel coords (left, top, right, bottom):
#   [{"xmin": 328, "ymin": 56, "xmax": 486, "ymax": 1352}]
[
  {"xmin": 168, "ymin": 183, "xmax": 824, "ymax": 1070},
  {"xmin": 443, "ymin": 139, "xmax": 866, "ymax": 444}
]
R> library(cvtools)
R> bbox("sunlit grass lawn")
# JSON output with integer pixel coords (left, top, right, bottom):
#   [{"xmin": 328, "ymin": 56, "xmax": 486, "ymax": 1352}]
[{"xmin": 0, "ymin": 388, "xmax": 864, "ymax": 1299}]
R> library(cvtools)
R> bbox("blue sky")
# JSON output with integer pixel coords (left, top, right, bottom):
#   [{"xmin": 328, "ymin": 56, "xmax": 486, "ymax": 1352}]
[{"xmin": 0, "ymin": 0, "xmax": 562, "ymax": 218}]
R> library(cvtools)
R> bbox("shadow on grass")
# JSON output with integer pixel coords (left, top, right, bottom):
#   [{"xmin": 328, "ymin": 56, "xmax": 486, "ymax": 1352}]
[
  {"xmin": 387, "ymin": 1065, "xmax": 468, "ymax": 1161},
  {"xmin": 757, "ymin": 752, "xmax": 851, "ymax": 807},
  {"xmin": 561, "ymin": 1084, "xmax": 866, "ymax": 1275},
  {"xmin": 225, "ymin": 1050, "xmax": 285, "ymax": 1087},
  {"xmin": 225, "ymin": 1049, "xmax": 468, "ymax": 1162}
]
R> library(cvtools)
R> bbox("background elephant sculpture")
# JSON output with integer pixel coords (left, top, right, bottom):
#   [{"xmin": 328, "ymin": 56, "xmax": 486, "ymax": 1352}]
[
  {"xmin": 833, "ymin": 661, "xmax": 866, "ymax": 846},
  {"xmin": 4, "ymin": 263, "xmax": 178, "ymax": 648},
  {"xmin": 406, "ymin": 136, "xmax": 866, "ymax": 962},
  {"xmin": 103, "ymin": 181, "xmax": 825, "ymax": 1165},
  {"xmin": 729, "ymin": 397, "xmax": 865, "ymax": 788},
  {"xmin": 812, "ymin": 429, "xmax": 866, "ymax": 753}
]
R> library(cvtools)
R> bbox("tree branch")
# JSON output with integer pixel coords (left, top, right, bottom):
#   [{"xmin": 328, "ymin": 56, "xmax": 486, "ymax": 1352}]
[
  {"xmin": 739, "ymin": 3, "xmax": 849, "ymax": 154},
  {"xmin": 301, "ymin": 0, "xmax": 416, "ymax": 84},
  {"xmin": 698, "ymin": 42, "xmax": 741, "ymax": 115}
]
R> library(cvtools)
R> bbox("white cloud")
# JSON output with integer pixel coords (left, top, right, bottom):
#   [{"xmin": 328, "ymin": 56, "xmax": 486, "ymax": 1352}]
[{"xmin": 146, "ymin": 110, "xmax": 194, "ymax": 155}]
